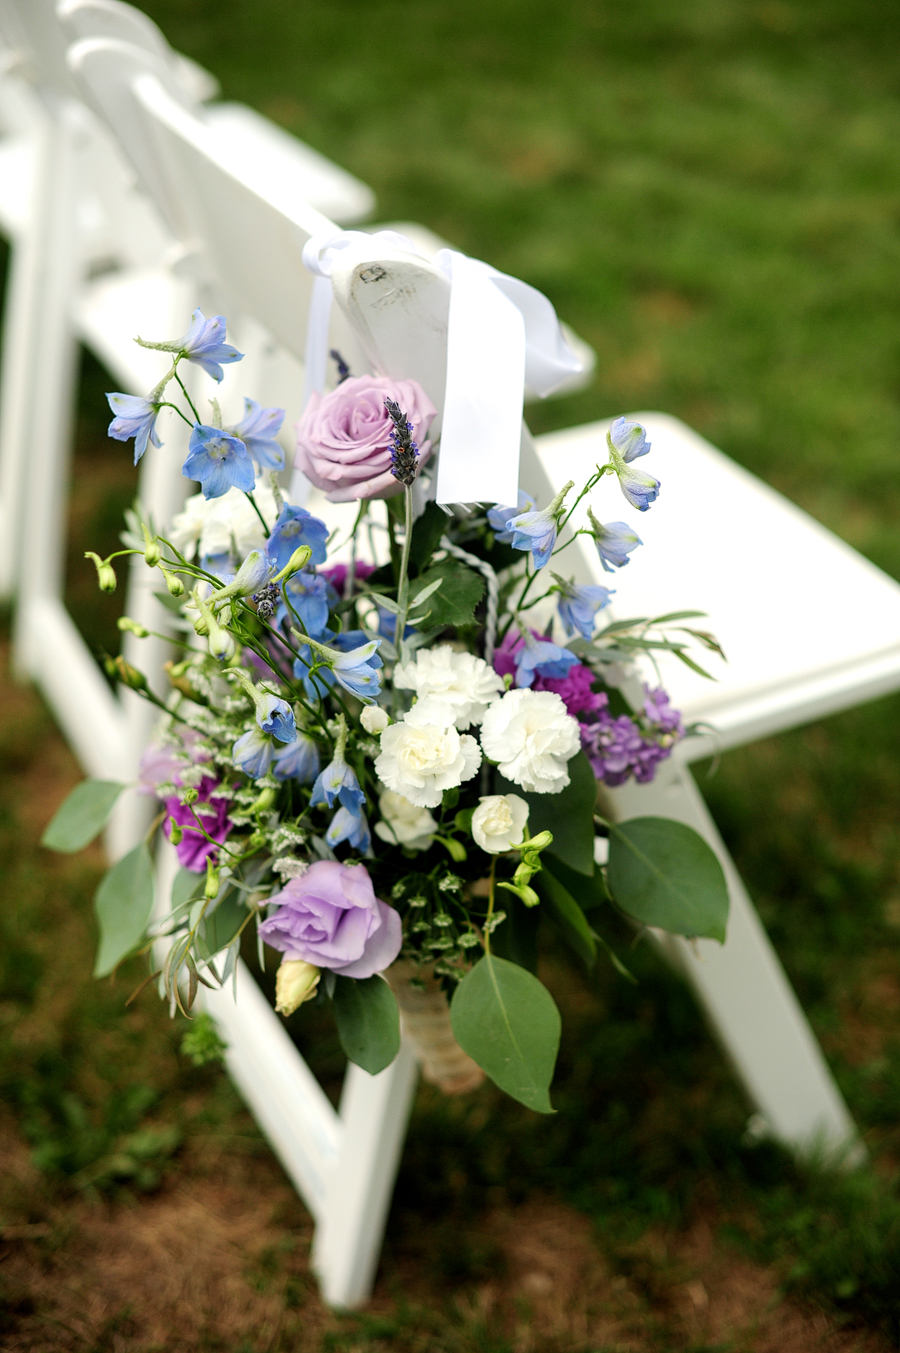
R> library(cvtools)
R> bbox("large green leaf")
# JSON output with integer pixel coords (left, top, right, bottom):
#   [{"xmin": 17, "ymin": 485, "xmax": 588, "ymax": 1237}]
[
  {"xmin": 42, "ymin": 779, "xmax": 125, "ymax": 853},
  {"xmin": 332, "ymin": 975, "xmax": 401, "ymax": 1074},
  {"xmin": 200, "ymin": 891, "xmax": 247, "ymax": 956},
  {"xmin": 606, "ymin": 816, "xmax": 729, "ymax": 942},
  {"xmin": 450, "ymin": 955, "xmax": 560, "ymax": 1113},
  {"xmin": 93, "ymin": 843, "xmax": 155, "ymax": 977},
  {"xmin": 411, "ymin": 557, "xmax": 484, "ymax": 627},
  {"xmin": 171, "ymin": 867, "xmax": 204, "ymax": 912},
  {"xmin": 490, "ymin": 894, "xmax": 540, "ymax": 973},
  {"xmin": 542, "ymin": 851, "xmax": 610, "ymax": 912},
  {"xmin": 497, "ymin": 750, "xmax": 597, "ymax": 875},
  {"xmin": 408, "ymin": 500, "xmax": 450, "ymax": 575},
  {"xmin": 535, "ymin": 866, "xmax": 596, "ymax": 970}
]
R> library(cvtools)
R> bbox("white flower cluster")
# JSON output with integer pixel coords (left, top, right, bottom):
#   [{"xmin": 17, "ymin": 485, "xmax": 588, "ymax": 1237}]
[
  {"xmin": 375, "ymin": 646, "xmax": 581, "ymax": 816},
  {"xmin": 170, "ymin": 478, "xmax": 283, "ymax": 562}
]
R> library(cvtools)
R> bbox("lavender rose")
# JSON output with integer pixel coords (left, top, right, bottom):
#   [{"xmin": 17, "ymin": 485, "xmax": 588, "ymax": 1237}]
[
  {"xmin": 294, "ymin": 375, "xmax": 436, "ymax": 503},
  {"xmin": 258, "ymin": 860, "xmax": 402, "ymax": 978}
]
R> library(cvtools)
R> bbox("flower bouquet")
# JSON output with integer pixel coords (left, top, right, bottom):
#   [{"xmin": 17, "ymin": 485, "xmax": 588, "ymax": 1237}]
[{"xmin": 43, "ymin": 309, "xmax": 728, "ymax": 1113}]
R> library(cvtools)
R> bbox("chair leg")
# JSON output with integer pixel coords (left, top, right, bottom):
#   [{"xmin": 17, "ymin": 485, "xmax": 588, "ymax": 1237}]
[
  {"xmin": 312, "ymin": 1046, "xmax": 419, "ymax": 1309},
  {"xmin": 605, "ymin": 756, "xmax": 863, "ymax": 1163}
]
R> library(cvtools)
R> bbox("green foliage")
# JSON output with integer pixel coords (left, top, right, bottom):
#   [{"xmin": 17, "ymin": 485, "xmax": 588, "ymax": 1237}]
[
  {"xmin": 41, "ymin": 779, "xmax": 124, "ymax": 852},
  {"xmin": 332, "ymin": 975, "xmax": 401, "ymax": 1074},
  {"xmin": 607, "ymin": 816, "xmax": 730, "ymax": 942},
  {"xmin": 411, "ymin": 558, "xmax": 484, "ymax": 628},
  {"xmin": 451, "ymin": 954, "xmax": 560, "ymax": 1113},
  {"xmin": 180, "ymin": 1012, "xmax": 228, "ymax": 1066},
  {"xmin": 93, "ymin": 843, "xmax": 155, "ymax": 977},
  {"xmin": 534, "ymin": 866, "xmax": 596, "ymax": 970},
  {"xmin": 200, "ymin": 890, "xmax": 247, "ymax": 957},
  {"xmin": 498, "ymin": 750, "xmax": 597, "ymax": 876},
  {"xmin": 407, "ymin": 501, "xmax": 449, "ymax": 576}
]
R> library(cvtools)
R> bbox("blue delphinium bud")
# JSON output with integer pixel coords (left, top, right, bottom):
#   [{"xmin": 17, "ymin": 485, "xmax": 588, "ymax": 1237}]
[
  {"xmin": 233, "ymin": 726, "xmax": 274, "ymax": 778},
  {"xmin": 586, "ymin": 509, "xmax": 642, "ymax": 572},
  {"xmin": 272, "ymin": 732, "xmax": 320, "ymax": 783},
  {"xmin": 326, "ymin": 804, "xmax": 371, "ymax": 852},
  {"xmin": 486, "ymin": 490, "xmax": 536, "ymax": 544},
  {"xmin": 514, "ymin": 632, "xmax": 580, "ymax": 688},
  {"xmin": 606, "ymin": 417, "xmax": 659, "ymax": 512},
  {"xmin": 183, "ymin": 424, "xmax": 256, "ymax": 499},
  {"xmin": 267, "ymin": 504, "xmax": 329, "ymax": 570},
  {"xmin": 227, "ymin": 398, "xmax": 285, "ymax": 471},
  {"xmin": 554, "ymin": 575, "xmax": 615, "ymax": 640},
  {"xmin": 106, "ymin": 392, "xmax": 162, "ymax": 464},
  {"xmin": 176, "ymin": 309, "xmax": 243, "ymax": 382},
  {"xmin": 505, "ymin": 481, "xmax": 573, "ymax": 570}
]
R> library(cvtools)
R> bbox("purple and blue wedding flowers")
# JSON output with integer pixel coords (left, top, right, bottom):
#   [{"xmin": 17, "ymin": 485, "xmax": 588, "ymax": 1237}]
[
  {"xmin": 555, "ymin": 578, "xmax": 615, "ymax": 640},
  {"xmin": 106, "ymin": 392, "xmax": 163, "ymax": 464},
  {"xmin": 268, "ymin": 504, "xmax": 329, "ymax": 570},
  {"xmin": 228, "ymin": 398, "xmax": 286, "ymax": 470},
  {"xmin": 175, "ymin": 309, "xmax": 244, "ymax": 382},
  {"xmin": 587, "ymin": 510, "xmax": 643, "ymax": 572},
  {"xmin": 183, "ymin": 424, "xmax": 256, "ymax": 499},
  {"xmin": 606, "ymin": 416, "xmax": 660, "ymax": 512}
]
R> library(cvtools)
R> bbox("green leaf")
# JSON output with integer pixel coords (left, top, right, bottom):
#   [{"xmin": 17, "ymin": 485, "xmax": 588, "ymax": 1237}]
[
  {"xmin": 332, "ymin": 975, "xmax": 401, "ymax": 1074},
  {"xmin": 450, "ymin": 955, "xmax": 560, "ymax": 1113},
  {"xmin": 409, "ymin": 500, "xmax": 451, "ymax": 575},
  {"xmin": 42, "ymin": 780, "xmax": 125, "ymax": 852},
  {"xmin": 534, "ymin": 867, "xmax": 596, "ymax": 969},
  {"xmin": 490, "ymin": 894, "xmax": 540, "ymax": 973},
  {"xmin": 171, "ymin": 867, "xmax": 203, "ymax": 912},
  {"xmin": 606, "ymin": 817, "xmax": 729, "ymax": 942},
  {"xmin": 93, "ymin": 843, "xmax": 155, "ymax": 977},
  {"xmin": 200, "ymin": 890, "xmax": 247, "ymax": 956},
  {"xmin": 543, "ymin": 852, "xmax": 611, "ymax": 911},
  {"xmin": 411, "ymin": 558, "xmax": 484, "ymax": 627},
  {"xmin": 497, "ymin": 750, "xmax": 597, "ymax": 875}
]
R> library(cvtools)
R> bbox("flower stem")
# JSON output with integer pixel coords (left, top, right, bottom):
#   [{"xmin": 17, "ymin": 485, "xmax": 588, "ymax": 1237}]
[
  {"xmin": 173, "ymin": 367, "xmax": 201, "ymax": 423},
  {"xmin": 244, "ymin": 490, "xmax": 271, "ymax": 538}
]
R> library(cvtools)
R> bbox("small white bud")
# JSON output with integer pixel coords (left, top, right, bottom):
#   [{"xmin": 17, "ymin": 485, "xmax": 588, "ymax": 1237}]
[
  {"xmin": 360, "ymin": 705, "xmax": 389, "ymax": 734},
  {"xmin": 275, "ymin": 959, "xmax": 320, "ymax": 1016}
]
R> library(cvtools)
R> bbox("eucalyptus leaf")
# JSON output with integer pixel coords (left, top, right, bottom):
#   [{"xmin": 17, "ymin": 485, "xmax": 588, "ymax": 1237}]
[
  {"xmin": 543, "ymin": 852, "xmax": 611, "ymax": 911},
  {"xmin": 42, "ymin": 779, "xmax": 125, "ymax": 853},
  {"xmin": 497, "ymin": 750, "xmax": 597, "ymax": 875},
  {"xmin": 332, "ymin": 975, "xmax": 401, "ymax": 1074},
  {"xmin": 93, "ymin": 843, "xmax": 155, "ymax": 977},
  {"xmin": 450, "ymin": 955, "xmax": 560, "ymax": 1113},
  {"xmin": 535, "ymin": 868, "xmax": 597, "ymax": 969},
  {"xmin": 171, "ymin": 867, "xmax": 204, "ymax": 911},
  {"xmin": 606, "ymin": 816, "xmax": 729, "ymax": 942},
  {"xmin": 200, "ymin": 890, "xmax": 247, "ymax": 957}
]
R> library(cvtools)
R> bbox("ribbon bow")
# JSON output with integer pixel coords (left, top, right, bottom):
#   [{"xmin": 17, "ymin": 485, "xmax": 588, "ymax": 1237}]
[{"xmin": 300, "ymin": 229, "xmax": 583, "ymax": 506}]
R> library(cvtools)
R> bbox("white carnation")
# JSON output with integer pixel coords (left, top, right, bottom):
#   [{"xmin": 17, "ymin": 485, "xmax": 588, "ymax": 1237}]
[
  {"xmin": 394, "ymin": 645, "xmax": 504, "ymax": 729},
  {"xmin": 375, "ymin": 705, "xmax": 481, "ymax": 809},
  {"xmin": 480, "ymin": 689, "xmax": 581, "ymax": 794},
  {"xmin": 472, "ymin": 794, "xmax": 529, "ymax": 853},
  {"xmin": 374, "ymin": 790, "xmax": 438, "ymax": 851},
  {"xmin": 170, "ymin": 480, "xmax": 284, "ymax": 561}
]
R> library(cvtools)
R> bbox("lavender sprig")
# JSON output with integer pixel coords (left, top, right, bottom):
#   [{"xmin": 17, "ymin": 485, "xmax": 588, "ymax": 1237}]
[
  {"xmin": 330, "ymin": 349, "xmax": 351, "ymax": 384},
  {"xmin": 384, "ymin": 398, "xmax": 419, "ymax": 488},
  {"xmin": 252, "ymin": 581, "xmax": 280, "ymax": 621}
]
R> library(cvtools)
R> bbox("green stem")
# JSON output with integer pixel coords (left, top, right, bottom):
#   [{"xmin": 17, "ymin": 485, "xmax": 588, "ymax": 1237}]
[
  {"xmin": 158, "ymin": 400, "xmax": 193, "ymax": 428},
  {"xmin": 483, "ymin": 856, "xmax": 497, "ymax": 956},
  {"xmin": 244, "ymin": 490, "xmax": 271, "ymax": 538},
  {"xmin": 173, "ymin": 367, "xmax": 201, "ymax": 423}
]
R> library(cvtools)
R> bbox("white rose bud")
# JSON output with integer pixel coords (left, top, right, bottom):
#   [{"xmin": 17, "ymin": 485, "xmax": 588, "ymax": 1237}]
[
  {"xmin": 275, "ymin": 958, "xmax": 320, "ymax": 1016},
  {"xmin": 472, "ymin": 794, "xmax": 529, "ymax": 854},
  {"xmin": 361, "ymin": 705, "xmax": 390, "ymax": 735}
]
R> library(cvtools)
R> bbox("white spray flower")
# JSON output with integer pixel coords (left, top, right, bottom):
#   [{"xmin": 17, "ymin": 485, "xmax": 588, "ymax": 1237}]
[
  {"xmin": 480, "ymin": 689, "xmax": 581, "ymax": 794},
  {"xmin": 472, "ymin": 794, "xmax": 530, "ymax": 853},
  {"xmin": 170, "ymin": 479, "xmax": 284, "ymax": 561},
  {"xmin": 375, "ymin": 704, "xmax": 481, "ymax": 809},
  {"xmin": 374, "ymin": 790, "xmax": 438, "ymax": 851},
  {"xmin": 394, "ymin": 645, "xmax": 504, "ymax": 729}
]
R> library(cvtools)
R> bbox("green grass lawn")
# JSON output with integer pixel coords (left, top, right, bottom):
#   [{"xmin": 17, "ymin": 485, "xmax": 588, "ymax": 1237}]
[{"xmin": 3, "ymin": 0, "xmax": 900, "ymax": 1347}]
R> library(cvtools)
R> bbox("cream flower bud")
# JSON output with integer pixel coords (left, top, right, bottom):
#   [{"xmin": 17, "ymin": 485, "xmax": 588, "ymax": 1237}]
[
  {"xmin": 472, "ymin": 794, "xmax": 529, "ymax": 853},
  {"xmin": 374, "ymin": 790, "xmax": 437, "ymax": 851},
  {"xmin": 275, "ymin": 958, "xmax": 321, "ymax": 1016},
  {"xmin": 360, "ymin": 705, "xmax": 389, "ymax": 735}
]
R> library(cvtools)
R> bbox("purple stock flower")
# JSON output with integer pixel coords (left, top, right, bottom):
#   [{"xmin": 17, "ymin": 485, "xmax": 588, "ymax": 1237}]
[
  {"xmin": 257, "ymin": 860, "xmax": 402, "ymax": 978},
  {"xmin": 555, "ymin": 579, "xmax": 614, "ymax": 640},
  {"xmin": 106, "ymin": 392, "xmax": 162, "ymax": 464},
  {"xmin": 267, "ymin": 504, "xmax": 329, "ymax": 570},
  {"xmin": 163, "ymin": 775, "xmax": 231, "ymax": 873},
  {"xmin": 580, "ymin": 685, "xmax": 683, "ymax": 787},
  {"xmin": 183, "ymin": 424, "xmax": 256, "ymax": 499},
  {"xmin": 643, "ymin": 686, "xmax": 684, "ymax": 737},
  {"xmin": 177, "ymin": 309, "xmax": 243, "ymax": 382},
  {"xmin": 228, "ymin": 398, "xmax": 285, "ymax": 470}
]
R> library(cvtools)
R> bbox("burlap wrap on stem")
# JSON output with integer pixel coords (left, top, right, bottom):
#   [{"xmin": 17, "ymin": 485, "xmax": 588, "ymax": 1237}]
[{"xmin": 385, "ymin": 961, "xmax": 485, "ymax": 1094}]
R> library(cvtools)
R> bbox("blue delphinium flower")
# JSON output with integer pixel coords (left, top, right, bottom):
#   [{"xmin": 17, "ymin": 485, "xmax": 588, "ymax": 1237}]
[
  {"xmin": 606, "ymin": 417, "xmax": 659, "ymax": 512},
  {"xmin": 232, "ymin": 727, "xmax": 274, "ymax": 778},
  {"xmin": 514, "ymin": 633, "xmax": 580, "ymax": 688},
  {"xmin": 255, "ymin": 691, "xmax": 296, "ymax": 743},
  {"xmin": 272, "ymin": 732, "xmax": 320, "ymax": 783},
  {"xmin": 313, "ymin": 637, "xmax": 383, "ymax": 701},
  {"xmin": 505, "ymin": 481, "xmax": 573, "ymax": 570},
  {"xmin": 177, "ymin": 309, "xmax": 243, "ymax": 382},
  {"xmin": 228, "ymin": 398, "xmax": 285, "ymax": 471},
  {"xmin": 267, "ymin": 504, "xmax": 329, "ymax": 570},
  {"xmin": 183, "ymin": 424, "xmax": 256, "ymax": 499},
  {"xmin": 587, "ymin": 510, "xmax": 642, "ymax": 572},
  {"xmin": 106, "ymin": 392, "xmax": 162, "ymax": 464},
  {"xmin": 555, "ymin": 577, "xmax": 615, "ymax": 640},
  {"xmin": 311, "ymin": 750, "xmax": 366, "ymax": 814},
  {"xmin": 486, "ymin": 490, "xmax": 537, "ymax": 544},
  {"xmin": 326, "ymin": 805, "xmax": 371, "ymax": 852},
  {"xmin": 279, "ymin": 570, "xmax": 332, "ymax": 638}
]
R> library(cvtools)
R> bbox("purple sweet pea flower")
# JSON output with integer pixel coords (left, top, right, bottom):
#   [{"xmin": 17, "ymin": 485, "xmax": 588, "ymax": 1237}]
[
  {"xmin": 272, "ymin": 732, "xmax": 320, "ymax": 783},
  {"xmin": 257, "ymin": 860, "xmax": 402, "ymax": 978},
  {"xmin": 556, "ymin": 580, "xmax": 614, "ymax": 640},
  {"xmin": 106, "ymin": 392, "xmax": 162, "ymax": 464},
  {"xmin": 228, "ymin": 398, "xmax": 285, "ymax": 470},
  {"xmin": 267, "ymin": 504, "xmax": 329, "ymax": 570},
  {"xmin": 183, "ymin": 424, "xmax": 256, "ymax": 499},
  {"xmin": 326, "ymin": 804, "xmax": 371, "ymax": 852},
  {"xmin": 177, "ymin": 309, "xmax": 243, "ymax": 382},
  {"xmin": 163, "ymin": 775, "xmax": 231, "ymax": 873}
]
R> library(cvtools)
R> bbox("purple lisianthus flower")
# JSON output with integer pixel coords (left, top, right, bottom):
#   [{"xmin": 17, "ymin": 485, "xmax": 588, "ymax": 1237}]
[
  {"xmin": 232, "ymin": 726, "xmax": 274, "ymax": 779},
  {"xmin": 556, "ymin": 580, "xmax": 614, "ymax": 640},
  {"xmin": 106, "ymin": 392, "xmax": 162, "ymax": 464},
  {"xmin": 268, "ymin": 504, "xmax": 329, "ymax": 570},
  {"xmin": 278, "ymin": 569, "xmax": 333, "ymax": 638},
  {"xmin": 606, "ymin": 417, "xmax": 659, "ymax": 512},
  {"xmin": 183, "ymin": 424, "xmax": 256, "ymax": 499},
  {"xmin": 486, "ymin": 490, "xmax": 537, "ymax": 544},
  {"xmin": 326, "ymin": 804, "xmax": 371, "ymax": 852},
  {"xmin": 228, "ymin": 398, "xmax": 285, "ymax": 471},
  {"xmin": 587, "ymin": 512, "xmax": 642, "ymax": 573},
  {"xmin": 177, "ymin": 309, "xmax": 243, "ymax": 382},
  {"xmin": 163, "ymin": 775, "xmax": 231, "ymax": 873},
  {"xmin": 257, "ymin": 860, "xmax": 402, "ymax": 978},
  {"xmin": 272, "ymin": 732, "xmax": 320, "ymax": 783}
]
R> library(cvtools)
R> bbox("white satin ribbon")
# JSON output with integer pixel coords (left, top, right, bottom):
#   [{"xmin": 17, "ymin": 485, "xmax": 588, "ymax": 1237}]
[{"xmin": 300, "ymin": 230, "xmax": 583, "ymax": 506}]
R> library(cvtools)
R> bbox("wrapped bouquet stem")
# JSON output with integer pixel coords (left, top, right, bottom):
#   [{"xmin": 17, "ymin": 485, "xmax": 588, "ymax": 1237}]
[{"xmin": 44, "ymin": 306, "xmax": 731, "ymax": 1113}]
